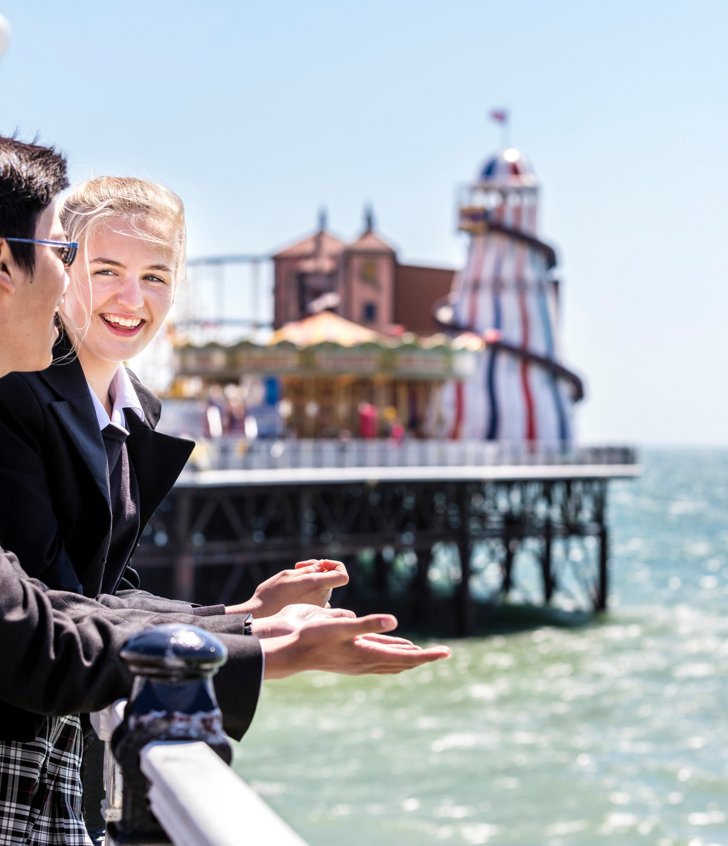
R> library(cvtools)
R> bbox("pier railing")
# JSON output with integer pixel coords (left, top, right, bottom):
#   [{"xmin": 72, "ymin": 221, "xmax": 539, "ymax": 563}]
[
  {"xmin": 186, "ymin": 437, "xmax": 638, "ymax": 473},
  {"xmin": 92, "ymin": 715, "xmax": 308, "ymax": 846},
  {"xmin": 94, "ymin": 624, "xmax": 309, "ymax": 846}
]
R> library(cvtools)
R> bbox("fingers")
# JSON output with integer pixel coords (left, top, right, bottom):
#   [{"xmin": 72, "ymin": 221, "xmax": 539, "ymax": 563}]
[
  {"xmin": 294, "ymin": 558, "xmax": 348, "ymax": 576},
  {"xmin": 356, "ymin": 633, "xmax": 416, "ymax": 647},
  {"xmin": 287, "ymin": 612, "xmax": 451, "ymax": 677},
  {"xmin": 350, "ymin": 638, "xmax": 452, "ymax": 672},
  {"xmin": 322, "ymin": 613, "xmax": 399, "ymax": 637},
  {"xmin": 291, "ymin": 559, "xmax": 349, "ymax": 591},
  {"xmin": 371, "ymin": 650, "xmax": 451, "ymax": 672},
  {"xmin": 315, "ymin": 570, "xmax": 349, "ymax": 589},
  {"xmin": 284, "ymin": 604, "xmax": 356, "ymax": 620},
  {"xmin": 318, "ymin": 559, "xmax": 347, "ymax": 573},
  {"xmin": 294, "ymin": 559, "xmax": 320, "ymax": 572}
]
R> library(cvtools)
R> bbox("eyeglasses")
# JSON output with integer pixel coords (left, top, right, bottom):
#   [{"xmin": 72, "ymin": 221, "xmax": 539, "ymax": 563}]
[{"xmin": 0, "ymin": 236, "xmax": 79, "ymax": 267}]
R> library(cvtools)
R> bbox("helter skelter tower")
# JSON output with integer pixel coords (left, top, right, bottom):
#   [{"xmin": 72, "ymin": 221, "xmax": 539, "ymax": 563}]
[{"xmin": 433, "ymin": 146, "xmax": 584, "ymax": 444}]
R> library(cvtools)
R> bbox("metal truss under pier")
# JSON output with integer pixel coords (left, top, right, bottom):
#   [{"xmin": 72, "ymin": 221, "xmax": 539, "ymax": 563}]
[{"xmin": 134, "ymin": 448, "xmax": 639, "ymax": 636}]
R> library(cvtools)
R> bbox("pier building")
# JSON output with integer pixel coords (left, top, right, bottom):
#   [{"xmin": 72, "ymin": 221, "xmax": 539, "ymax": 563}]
[{"xmin": 138, "ymin": 142, "xmax": 638, "ymax": 630}]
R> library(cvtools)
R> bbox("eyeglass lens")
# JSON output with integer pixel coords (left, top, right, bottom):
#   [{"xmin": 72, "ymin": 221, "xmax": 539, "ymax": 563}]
[{"xmin": 56, "ymin": 243, "xmax": 77, "ymax": 267}]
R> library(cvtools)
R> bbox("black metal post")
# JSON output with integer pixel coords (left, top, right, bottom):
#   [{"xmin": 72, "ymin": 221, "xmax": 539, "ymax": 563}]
[
  {"xmin": 455, "ymin": 538, "xmax": 473, "ymax": 637},
  {"xmin": 173, "ymin": 493, "xmax": 195, "ymax": 601},
  {"xmin": 541, "ymin": 530, "xmax": 554, "ymax": 605},
  {"xmin": 454, "ymin": 482, "xmax": 474, "ymax": 637},
  {"xmin": 597, "ymin": 526, "xmax": 609, "ymax": 612},
  {"xmin": 373, "ymin": 548, "xmax": 388, "ymax": 595},
  {"xmin": 108, "ymin": 624, "xmax": 231, "ymax": 845},
  {"xmin": 502, "ymin": 534, "xmax": 515, "ymax": 597}
]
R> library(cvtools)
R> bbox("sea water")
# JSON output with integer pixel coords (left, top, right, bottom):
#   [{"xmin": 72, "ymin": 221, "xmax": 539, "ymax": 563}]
[{"xmin": 233, "ymin": 449, "xmax": 728, "ymax": 845}]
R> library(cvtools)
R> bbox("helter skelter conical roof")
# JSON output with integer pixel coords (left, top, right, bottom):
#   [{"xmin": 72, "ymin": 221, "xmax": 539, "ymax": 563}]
[{"xmin": 477, "ymin": 147, "xmax": 538, "ymax": 188}]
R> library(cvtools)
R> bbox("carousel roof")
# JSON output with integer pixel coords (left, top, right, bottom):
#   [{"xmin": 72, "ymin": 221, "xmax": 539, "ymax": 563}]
[
  {"xmin": 173, "ymin": 312, "xmax": 483, "ymax": 382},
  {"xmin": 269, "ymin": 310, "xmax": 385, "ymax": 346}
]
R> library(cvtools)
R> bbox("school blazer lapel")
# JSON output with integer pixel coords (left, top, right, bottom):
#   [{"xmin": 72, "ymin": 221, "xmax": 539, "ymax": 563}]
[
  {"xmin": 39, "ymin": 349, "xmax": 194, "ymax": 542},
  {"xmin": 41, "ymin": 359, "xmax": 111, "ymax": 510},
  {"xmin": 125, "ymin": 379, "xmax": 195, "ymax": 528}
]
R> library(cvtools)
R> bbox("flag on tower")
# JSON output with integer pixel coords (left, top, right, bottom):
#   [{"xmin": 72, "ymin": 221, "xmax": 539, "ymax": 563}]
[{"xmin": 490, "ymin": 109, "xmax": 508, "ymax": 123}]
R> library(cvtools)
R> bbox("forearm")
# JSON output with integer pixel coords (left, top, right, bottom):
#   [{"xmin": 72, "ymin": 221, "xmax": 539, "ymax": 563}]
[
  {"xmin": 1, "ymin": 562, "xmax": 146, "ymax": 714},
  {"xmin": 224, "ymin": 598, "xmax": 260, "ymax": 616},
  {"xmin": 0, "ymin": 550, "xmax": 254, "ymax": 716},
  {"xmin": 68, "ymin": 591, "xmax": 262, "ymax": 739},
  {"xmin": 102, "ymin": 589, "xmax": 226, "ymax": 617}
]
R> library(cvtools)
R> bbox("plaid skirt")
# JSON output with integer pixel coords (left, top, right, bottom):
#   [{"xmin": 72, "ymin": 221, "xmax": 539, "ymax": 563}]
[{"xmin": 0, "ymin": 715, "xmax": 92, "ymax": 845}]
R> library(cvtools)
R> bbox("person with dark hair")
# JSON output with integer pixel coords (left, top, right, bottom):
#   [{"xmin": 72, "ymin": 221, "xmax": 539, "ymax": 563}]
[{"xmin": 0, "ymin": 135, "xmax": 451, "ymax": 844}]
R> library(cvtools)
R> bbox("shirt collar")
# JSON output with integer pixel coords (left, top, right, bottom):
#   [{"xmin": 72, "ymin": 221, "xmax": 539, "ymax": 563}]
[{"xmin": 88, "ymin": 367, "xmax": 145, "ymax": 433}]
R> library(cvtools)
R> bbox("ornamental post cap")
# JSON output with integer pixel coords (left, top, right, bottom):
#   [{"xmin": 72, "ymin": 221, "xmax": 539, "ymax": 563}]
[{"xmin": 120, "ymin": 623, "xmax": 228, "ymax": 679}]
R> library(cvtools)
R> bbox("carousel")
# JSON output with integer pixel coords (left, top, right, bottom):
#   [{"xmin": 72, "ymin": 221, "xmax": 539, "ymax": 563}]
[{"xmin": 171, "ymin": 310, "xmax": 481, "ymax": 438}]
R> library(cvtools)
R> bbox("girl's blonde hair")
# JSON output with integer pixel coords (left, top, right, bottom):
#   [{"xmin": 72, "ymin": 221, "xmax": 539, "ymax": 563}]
[{"xmin": 60, "ymin": 175, "xmax": 187, "ymax": 280}]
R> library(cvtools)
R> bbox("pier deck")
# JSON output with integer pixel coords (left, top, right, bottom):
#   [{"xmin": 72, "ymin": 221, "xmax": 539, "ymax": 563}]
[{"xmin": 135, "ymin": 440, "xmax": 640, "ymax": 635}]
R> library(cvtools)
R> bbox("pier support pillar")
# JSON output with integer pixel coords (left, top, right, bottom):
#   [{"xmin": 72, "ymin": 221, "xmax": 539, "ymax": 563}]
[
  {"xmin": 455, "ymin": 539, "xmax": 473, "ymax": 637},
  {"xmin": 173, "ymin": 494, "xmax": 195, "ymax": 601},
  {"xmin": 541, "ymin": 530, "xmax": 554, "ymax": 605},
  {"xmin": 412, "ymin": 550, "xmax": 430, "ymax": 624},
  {"xmin": 597, "ymin": 526, "xmax": 609, "ymax": 612},
  {"xmin": 373, "ymin": 549, "xmax": 388, "ymax": 595},
  {"xmin": 502, "ymin": 534, "xmax": 515, "ymax": 597}
]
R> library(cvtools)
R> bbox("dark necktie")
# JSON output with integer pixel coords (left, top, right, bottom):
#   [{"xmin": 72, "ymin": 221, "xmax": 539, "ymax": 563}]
[
  {"xmin": 101, "ymin": 423, "xmax": 127, "ymax": 474},
  {"xmin": 99, "ymin": 421, "xmax": 139, "ymax": 595}
]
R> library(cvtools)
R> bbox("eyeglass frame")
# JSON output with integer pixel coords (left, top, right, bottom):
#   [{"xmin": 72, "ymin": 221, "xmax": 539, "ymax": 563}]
[{"xmin": 0, "ymin": 236, "xmax": 79, "ymax": 268}]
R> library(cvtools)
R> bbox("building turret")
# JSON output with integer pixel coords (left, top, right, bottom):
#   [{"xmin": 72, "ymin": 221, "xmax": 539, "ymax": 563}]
[
  {"xmin": 431, "ymin": 147, "xmax": 583, "ymax": 444},
  {"xmin": 458, "ymin": 147, "xmax": 539, "ymax": 236},
  {"xmin": 272, "ymin": 207, "xmax": 397, "ymax": 333}
]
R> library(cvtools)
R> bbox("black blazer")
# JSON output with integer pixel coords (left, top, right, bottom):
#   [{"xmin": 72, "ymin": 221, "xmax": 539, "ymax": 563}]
[
  {"xmin": 0, "ymin": 342, "xmax": 263, "ymax": 741},
  {"xmin": 0, "ymin": 339, "xmax": 194, "ymax": 596}
]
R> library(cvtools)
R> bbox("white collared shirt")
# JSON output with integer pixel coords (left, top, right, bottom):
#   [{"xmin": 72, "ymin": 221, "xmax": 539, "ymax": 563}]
[{"xmin": 88, "ymin": 367, "xmax": 145, "ymax": 434}]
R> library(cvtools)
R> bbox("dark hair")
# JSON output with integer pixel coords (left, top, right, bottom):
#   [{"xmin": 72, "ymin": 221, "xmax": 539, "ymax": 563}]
[{"xmin": 0, "ymin": 134, "xmax": 69, "ymax": 273}]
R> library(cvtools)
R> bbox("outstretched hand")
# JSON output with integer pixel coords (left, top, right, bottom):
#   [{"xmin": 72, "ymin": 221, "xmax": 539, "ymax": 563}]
[
  {"xmin": 225, "ymin": 559, "xmax": 349, "ymax": 618},
  {"xmin": 252, "ymin": 603, "xmax": 356, "ymax": 638},
  {"xmin": 261, "ymin": 613, "xmax": 451, "ymax": 679}
]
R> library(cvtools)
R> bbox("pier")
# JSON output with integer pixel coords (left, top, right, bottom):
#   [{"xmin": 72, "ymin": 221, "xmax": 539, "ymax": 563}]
[
  {"xmin": 135, "ymin": 440, "xmax": 639, "ymax": 635},
  {"xmin": 138, "ymin": 142, "xmax": 643, "ymax": 638}
]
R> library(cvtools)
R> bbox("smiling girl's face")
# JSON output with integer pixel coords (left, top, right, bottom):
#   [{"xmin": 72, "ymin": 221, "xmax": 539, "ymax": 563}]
[{"xmin": 62, "ymin": 215, "xmax": 177, "ymax": 384}]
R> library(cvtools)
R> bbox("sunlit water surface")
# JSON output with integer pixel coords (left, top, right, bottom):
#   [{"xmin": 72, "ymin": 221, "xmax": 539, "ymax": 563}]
[{"xmin": 233, "ymin": 449, "xmax": 728, "ymax": 845}]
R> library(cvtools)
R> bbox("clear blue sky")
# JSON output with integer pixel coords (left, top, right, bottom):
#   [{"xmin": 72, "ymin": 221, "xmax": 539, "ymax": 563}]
[{"xmin": 1, "ymin": 1, "xmax": 726, "ymax": 447}]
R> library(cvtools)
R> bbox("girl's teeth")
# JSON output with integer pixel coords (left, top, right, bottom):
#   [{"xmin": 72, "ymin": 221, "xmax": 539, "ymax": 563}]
[{"xmin": 105, "ymin": 315, "xmax": 141, "ymax": 328}]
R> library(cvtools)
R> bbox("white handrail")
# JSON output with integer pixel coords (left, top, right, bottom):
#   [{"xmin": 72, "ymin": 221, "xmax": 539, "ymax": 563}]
[
  {"xmin": 141, "ymin": 741, "xmax": 308, "ymax": 846},
  {"xmin": 92, "ymin": 703, "xmax": 309, "ymax": 846}
]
